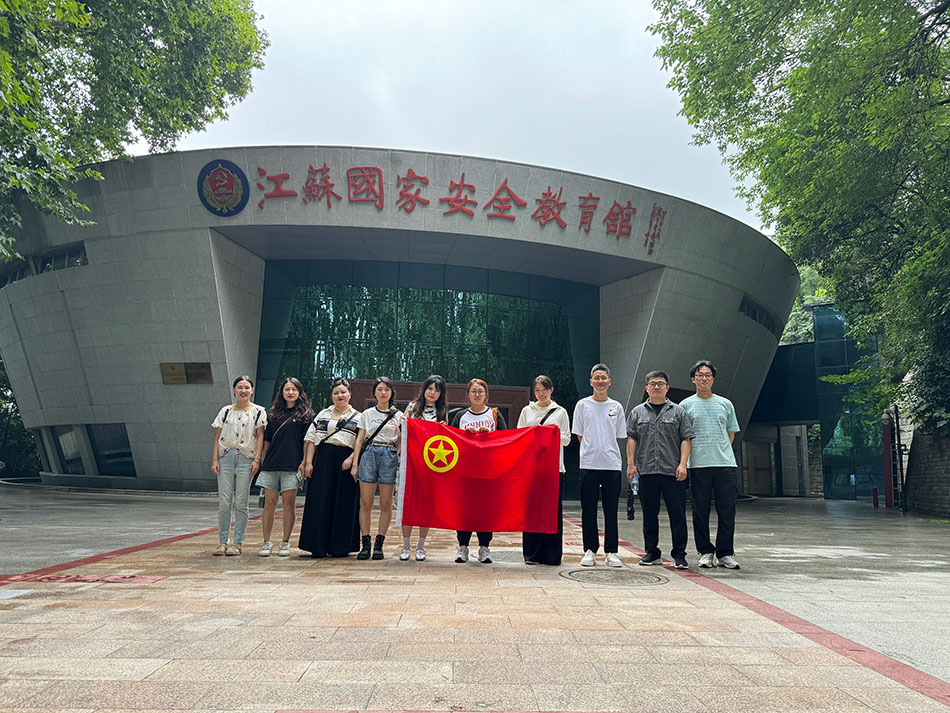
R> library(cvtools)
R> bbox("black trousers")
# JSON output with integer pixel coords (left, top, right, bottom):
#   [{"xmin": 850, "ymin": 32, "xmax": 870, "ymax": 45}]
[
  {"xmin": 689, "ymin": 466, "xmax": 737, "ymax": 557},
  {"xmin": 640, "ymin": 473, "xmax": 688, "ymax": 559},
  {"xmin": 457, "ymin": 531, "xmax": 492, "ymax": 546},
  {"xmin": 580, "ymin": 469, "xmax": 621, "ymax": 553}
]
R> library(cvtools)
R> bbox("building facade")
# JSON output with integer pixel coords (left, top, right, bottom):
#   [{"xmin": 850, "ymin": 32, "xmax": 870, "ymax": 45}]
[{"xmin": 0, "ymin": 146, "xmax": 799, "ymax": 490}]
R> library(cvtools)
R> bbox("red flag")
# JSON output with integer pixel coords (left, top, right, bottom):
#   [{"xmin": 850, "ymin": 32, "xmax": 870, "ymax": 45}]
[{"xmin": 398, "ymin": 420, "xmax": 561, "ymax": 533}]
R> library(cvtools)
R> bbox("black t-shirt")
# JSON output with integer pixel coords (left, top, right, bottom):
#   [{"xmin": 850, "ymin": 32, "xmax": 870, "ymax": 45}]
[
  {"xmin": 261, "ymin": 409, "xmax": 309, "ymax": 472},
  {"xmin": 648, "ymin": 402, "xmax": 665, "ymax": 416}
]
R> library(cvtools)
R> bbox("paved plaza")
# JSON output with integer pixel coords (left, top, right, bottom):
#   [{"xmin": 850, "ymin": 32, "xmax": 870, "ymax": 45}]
[{"xmin": 0, "ymin": 485, "xmax": 948, "ymax": 712}]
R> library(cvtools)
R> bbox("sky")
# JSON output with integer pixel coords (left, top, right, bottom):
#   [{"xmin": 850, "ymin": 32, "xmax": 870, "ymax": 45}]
[{"xmin": 160, "ymin": 0, "xmax": 762, "ymax": 232}]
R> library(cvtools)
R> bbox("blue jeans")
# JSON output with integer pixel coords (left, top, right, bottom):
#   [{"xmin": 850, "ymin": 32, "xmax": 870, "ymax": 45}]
[
  {"xmin": 217, "ymin": 449, "xmax": 252, "ymax": 544},
  {"xmin": 357, "ymin": 444, "xmax": 398, "ymax": 485}
]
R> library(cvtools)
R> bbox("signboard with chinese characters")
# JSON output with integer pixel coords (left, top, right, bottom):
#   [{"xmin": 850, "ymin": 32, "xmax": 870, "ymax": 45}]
[
  {"xmin": 198, "ymin": 159, "xmax": 670, "ymax": 255},
  {"xmin": 160, "ymin": 362, "xmax": 213, "ymax": 385}
]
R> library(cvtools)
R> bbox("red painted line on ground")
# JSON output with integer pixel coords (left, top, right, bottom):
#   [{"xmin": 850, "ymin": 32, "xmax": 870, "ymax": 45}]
[
  {"xmin": 563, "ymin": 514, "xmax": 950, "ymax": 706},
  {"xmin": 0, "ymin": 506, "xmax": 309, "ymax": 586},
  {"xmin": 0, "ymin": 526, "xmax": 219, "ymax": 586}
]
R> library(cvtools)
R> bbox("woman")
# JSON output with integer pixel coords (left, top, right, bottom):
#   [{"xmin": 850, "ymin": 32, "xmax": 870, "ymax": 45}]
[
  {"xmin": 517, "ymin": 375, "xmax": 571, "ymax": 566},
  {"xmin": 297, "ymin": 377, "xmax": 361, "ymax": 558},
  {"xmin": 450, "ymin": 378, "xmax": 507, "ymax": 564},
  {"xmin": 401, "ymin": 375, "xmax": 448, "ymax": 561},
  {"xmin": 351, "ymin": 377, "xmax": 402, "ymax": 561},
  {"xmin": 211, "ymin": 375, "xmax": 267, "ymax": 556},
  {"xmin": 257, "ymin": 378, "xmax": 312, "ymax": 558}
]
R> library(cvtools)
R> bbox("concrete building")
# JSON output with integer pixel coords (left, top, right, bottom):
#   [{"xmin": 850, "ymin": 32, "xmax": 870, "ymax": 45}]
[{"xmin": 0, "ymin": 146, "xmax": 799, "ymax": 490}]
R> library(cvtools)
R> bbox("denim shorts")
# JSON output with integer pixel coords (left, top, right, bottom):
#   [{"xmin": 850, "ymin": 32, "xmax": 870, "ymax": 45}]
[
  {"xmin": 357, "ymin": 444, "xmax": 398, "ymax": 485},
  {"xmin": 257, "ymin": 470, "xmax": 300, "ymax": 493}
]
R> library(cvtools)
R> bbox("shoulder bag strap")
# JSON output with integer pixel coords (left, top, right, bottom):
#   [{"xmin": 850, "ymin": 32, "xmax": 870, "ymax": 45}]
[
  {"xmin": 361, "ymin": 409, "xmax": 396, "ymax": 454},
  {"xmin": 538, "ymin": 407, "xmax": 557, "ymax": 425}
]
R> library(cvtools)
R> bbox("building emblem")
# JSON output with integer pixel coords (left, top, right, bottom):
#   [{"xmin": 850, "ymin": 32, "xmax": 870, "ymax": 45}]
[{"xmin": 197, "ymin": 160, "xmax": 249, "ymax": 216}]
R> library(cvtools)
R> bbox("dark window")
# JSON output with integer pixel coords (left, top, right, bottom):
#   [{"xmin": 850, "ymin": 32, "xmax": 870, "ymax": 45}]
[
  {"xmin": 87, "ymin": 423, "xmax": 136, "ymax": 477},
  {"xmin": 256, "ymin": 260, "xmax": 602, "ymax": 495},
  {"xmin": 51, "ymin": 425, "xmax": 85, "ymax": 474}
]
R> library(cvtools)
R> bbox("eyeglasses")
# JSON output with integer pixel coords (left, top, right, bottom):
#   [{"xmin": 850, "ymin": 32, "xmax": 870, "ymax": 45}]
[
  {"xmin": 647, "ymin": 381, "xmax": 668, "ymax": 388},
  {"xmin": 469, "ymin": 389, "xmax": 486, "ymax": 395},
  {"xmin": 694, "ymin": 373, "xmax": 714, "ymax": 379}
]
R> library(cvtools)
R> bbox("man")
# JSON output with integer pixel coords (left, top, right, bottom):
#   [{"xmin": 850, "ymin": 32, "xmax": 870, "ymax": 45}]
[
  {"xmin": 572, "ymin": 363, "xmax": 627, "ymax": 567},
  {"xmin": 680, "ymin": 360, "xmax": 741, "ymax": 569},
  {"xmin": 626, "ymin": 371, "xmax": 694, "ymax": 569}
]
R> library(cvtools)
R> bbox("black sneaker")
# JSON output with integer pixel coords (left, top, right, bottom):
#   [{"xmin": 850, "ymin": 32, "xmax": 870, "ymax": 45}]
[
  {"xmin": 372, "ymin": 534, "xmax": 385, "ymax": 560},
  {"xmin": 356, "ymin": 535, "xmax": 371, "ymax": 560},
  {"xmin": 638, "ymin": 552, "xmax": 662, "ymax": 566},
  {"xmin": 673, "ymin": 556, "xmax": 689, "ymax": 569}
]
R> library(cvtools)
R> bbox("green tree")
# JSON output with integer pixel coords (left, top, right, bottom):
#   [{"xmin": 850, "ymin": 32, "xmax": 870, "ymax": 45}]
[
  {"xmin": 780, "ymin": 264, "xmax": 827, "ymax": 344},
  {"xmin": 650, "ymin": 0, "xmax": 950, "ymax": 431},
  {"xmin": 0, "ymin": 0, "xmax": 268, "ymax": 257},
  {"xmin": 0, "ymin": 359, "xmax": 41, "ymax": 476}
]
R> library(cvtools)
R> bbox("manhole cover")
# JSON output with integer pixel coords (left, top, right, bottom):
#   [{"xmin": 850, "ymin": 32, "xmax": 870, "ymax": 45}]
[{"xmin": 560, "ymin": 568, "xmax": 669, "ymax": 586}]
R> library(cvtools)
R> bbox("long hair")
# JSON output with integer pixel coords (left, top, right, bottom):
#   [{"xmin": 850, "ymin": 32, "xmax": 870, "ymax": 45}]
[
  {"xmin": 269, "ymin": 377, "xmax": 313, "ymax": 423},
  {"xmin": 407, "ymin": 374, "xmax": 448, "ymax": 422}
]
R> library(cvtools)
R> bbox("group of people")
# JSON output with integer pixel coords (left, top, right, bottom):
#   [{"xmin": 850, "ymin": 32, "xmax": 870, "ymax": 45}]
[
  {"xmin": 210, "ymin": 360, "xmax": 740, "ymax": 571},
  {"xmin": 577, "ymin": 361, "xmax": 740, "ymax": 570}
]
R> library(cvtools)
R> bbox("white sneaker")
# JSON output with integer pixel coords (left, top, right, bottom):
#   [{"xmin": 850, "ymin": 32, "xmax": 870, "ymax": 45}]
[
  {"xmin": 718, "ymin": 555, "xmax": 741, "ymax": 570},
  {"xmin": 477, "ymin": 547, "xmax": 492, "ymax": 564},
  {"xmin": 415, "ymin": 549, "xmax": 426, "ymax": 561},
  {"xmin": 605, "ymin": 552, "xmax": 622, "ymax": 568},
  {"xmin": 399, "ymin": 548, "xmax": 411, "ymax": 561},
  {"xmin": 258, "ymin": 541, "xmax": 273, "ymax": 557},
  {"xmin": 277, "ymin": 541, "xmax": 291, "ymax": 557},
  {"xmin": 455, "ymin": 545, "xmax": 469, "ymax": 563},
  {"xmin": 698, "ymin": 553, "xmax": 715, "ymax": 568},
  {"xmin": 580, "ymin": 550, "xmax": 596, "ymax": 566}
]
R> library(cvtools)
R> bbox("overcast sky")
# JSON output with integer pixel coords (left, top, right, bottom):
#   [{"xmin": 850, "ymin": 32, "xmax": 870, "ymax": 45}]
[{"xmin": 165, "ymin": 0, "xmax": 761, "ymax": 232}]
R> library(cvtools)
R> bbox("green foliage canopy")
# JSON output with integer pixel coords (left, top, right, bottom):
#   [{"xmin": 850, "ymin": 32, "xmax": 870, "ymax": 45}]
[
  {"xmin": 0, "ymin": 0, "xmax": 268, "ymax": 256},
  {"xmin": 650, "ymin": 0, "xmax": 950, "ymax": 431}
]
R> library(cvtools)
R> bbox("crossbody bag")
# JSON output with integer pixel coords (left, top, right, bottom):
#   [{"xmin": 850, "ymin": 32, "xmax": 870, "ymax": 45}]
[{"xmin": 359, "ymin": 408, "xmax": 397, "ymax": 456}]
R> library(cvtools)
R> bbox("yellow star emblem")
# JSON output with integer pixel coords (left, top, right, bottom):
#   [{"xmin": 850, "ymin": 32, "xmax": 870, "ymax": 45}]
[{"xmin": 422, "ymin": 435, "xmax": 459, "ymax": 473}]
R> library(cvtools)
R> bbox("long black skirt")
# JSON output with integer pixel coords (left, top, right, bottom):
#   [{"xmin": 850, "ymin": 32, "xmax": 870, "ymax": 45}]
[
  {"xmin": 522, "ymin": 472, "xmax": 563, "ymax": 566},
  {"xmin": 298, "ymin": 442, "xmax": 360, "ymax": 557}
]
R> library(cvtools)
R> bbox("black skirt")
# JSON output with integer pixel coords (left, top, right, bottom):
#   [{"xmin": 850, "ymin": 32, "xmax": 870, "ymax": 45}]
[
  {"xmin": 298, "ymin": 442, "xmax": 360, "ymax": 557},
  {"xmin": 522, "ymin": 472, "xmax": 564, "ymax": 566}
]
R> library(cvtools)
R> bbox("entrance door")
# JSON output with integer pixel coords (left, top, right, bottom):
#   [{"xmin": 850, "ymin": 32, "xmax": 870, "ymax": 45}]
[{"xmin": 746, "ymin": 441, "xmax": 773, "ymax": 495}]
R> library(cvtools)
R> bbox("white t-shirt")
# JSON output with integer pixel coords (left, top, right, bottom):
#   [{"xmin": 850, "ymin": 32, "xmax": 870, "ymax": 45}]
[
  {"xmin": 357, "ymin": 407, "xmax": 403, "ymax": 444},
  {"xmin": 212, "ymin": 404, "xmax": 267, "ymax": 459},
  {"xmin": 571, "ymin": 396, "xmax": 626, "ymax": 470},
  {"xmin": 458, "ymin": 408, "xmax": 498, "ymax": 432}
]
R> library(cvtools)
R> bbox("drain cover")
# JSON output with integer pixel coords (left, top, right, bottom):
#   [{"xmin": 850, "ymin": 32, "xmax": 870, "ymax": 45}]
[{"xmin": 561, "ymin": 568, "xmax": 669, "ymax": 586}]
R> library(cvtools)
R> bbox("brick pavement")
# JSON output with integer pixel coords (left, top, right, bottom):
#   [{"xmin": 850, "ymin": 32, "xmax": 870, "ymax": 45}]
[{"xmin": 0, "ymin": 512, "xmax": 948, "ymax": 713}]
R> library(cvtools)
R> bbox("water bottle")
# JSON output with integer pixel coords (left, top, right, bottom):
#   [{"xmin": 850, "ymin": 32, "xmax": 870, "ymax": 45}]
[{"xmin": 631, "ymin": 474, "xmax": 639, "ymax": 495}]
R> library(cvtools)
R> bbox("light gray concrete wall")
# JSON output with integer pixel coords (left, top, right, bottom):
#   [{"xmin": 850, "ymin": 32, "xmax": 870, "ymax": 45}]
[
  {"xmin": 0, "ymin": 225, "xmax": 263, "ymax": 490},
  {"xmin": 601, "ymin": 265, "xmax": 780, "ymax": 428},
  {"xmin": 208, "ymin": 231, "xmax": 265, "ymax": 385},
  {"xmin": 598, "ymin": 267, "xmax": 663, "ymax": 408}
]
